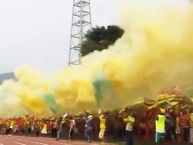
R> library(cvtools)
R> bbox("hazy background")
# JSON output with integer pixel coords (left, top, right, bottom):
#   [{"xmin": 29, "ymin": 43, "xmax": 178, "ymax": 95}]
[{"xmin": 0, "ymin": 0, "xmax": 115, "ymax": 73}]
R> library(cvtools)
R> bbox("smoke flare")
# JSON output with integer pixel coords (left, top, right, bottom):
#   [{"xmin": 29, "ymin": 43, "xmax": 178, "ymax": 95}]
[{"xmin": 0, "ymin": 0, "xmax": 193, "ymax": 117}]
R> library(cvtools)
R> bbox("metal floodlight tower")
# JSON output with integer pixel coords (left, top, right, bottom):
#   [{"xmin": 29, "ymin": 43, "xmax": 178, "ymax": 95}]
[{"xmin": 69, "ymin": 0, "xmax": 92, "ymax": 66}]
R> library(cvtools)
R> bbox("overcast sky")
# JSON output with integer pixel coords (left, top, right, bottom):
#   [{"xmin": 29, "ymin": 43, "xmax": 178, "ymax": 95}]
[{"xmin": 0, "ymin": 0, "xmax": 115, "ymax": 73}]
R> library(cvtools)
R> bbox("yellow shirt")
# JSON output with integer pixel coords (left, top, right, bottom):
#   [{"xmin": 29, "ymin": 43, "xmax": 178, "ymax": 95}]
[
  {"xmin": 10, "ymin": 121, "xmax": 15, "ymax": 129},
  {"xmin": 0, "ymin": 120, "xmax": 3, "ymax": 125},
  {"xmin": 43, "ymin": 123, "xmax": 47, "ymax": 130},
  {"xmin": 124, "ymin": 116, "xmax": 135, "ymax": 131},
  {"xmin": 155, "ymin": 115, "xmax": 166, "ymax": 133},
  {"xmin": 100, "ymin": 115, "xmax": 106, "ymax": 129},
  {"xmin": 190, "ymin": 114, "xmax": 193, "ymax": 128}
]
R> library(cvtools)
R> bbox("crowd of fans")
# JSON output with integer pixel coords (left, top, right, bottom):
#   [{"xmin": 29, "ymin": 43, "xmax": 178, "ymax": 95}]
[{"xmin": 0, "ymin": 107, "xmax": 192, "ymax": 145}]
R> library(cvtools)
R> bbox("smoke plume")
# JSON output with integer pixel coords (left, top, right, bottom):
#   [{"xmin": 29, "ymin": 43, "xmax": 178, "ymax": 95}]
[{"xmin": 0, "ymin": 0, "xmax": 192, "ymax": 117}]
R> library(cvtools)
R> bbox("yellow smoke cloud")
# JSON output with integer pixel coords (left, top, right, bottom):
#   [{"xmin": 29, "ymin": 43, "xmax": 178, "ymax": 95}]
[
  {"xmin": 83, "ymin": 0, "xmax": 193, "ymax": 107},
  {"xmin": 0, "ymin": 80, "xmax": 27, "ymax": 118},
  {"xmin": 0, "ymin": 0, "xmax": 192, "ymax": 117},
  {"xmin": 53, "ymin": 67, "xmax": 97, "ymax": 113},
  {"xmin": 15, "ymin": 66, "xmax": 53, "ymax": 117}
]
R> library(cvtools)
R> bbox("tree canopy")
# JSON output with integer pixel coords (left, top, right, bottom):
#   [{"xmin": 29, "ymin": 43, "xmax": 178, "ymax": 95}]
[{"xmin": 81, "ymin": 25, "xmax": 124, "ymax": 56}]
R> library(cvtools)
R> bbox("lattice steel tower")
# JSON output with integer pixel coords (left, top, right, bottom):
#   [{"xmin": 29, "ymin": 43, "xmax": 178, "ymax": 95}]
[{"xmin": 69, "ymin": 0, "xmax": 92, "ymax": 66}]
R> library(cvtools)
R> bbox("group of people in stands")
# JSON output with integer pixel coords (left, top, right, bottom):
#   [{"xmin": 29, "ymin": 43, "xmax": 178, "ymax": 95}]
[{"xmin": 0, "ymin": 107, "xmax": 192, "ymax": 145}]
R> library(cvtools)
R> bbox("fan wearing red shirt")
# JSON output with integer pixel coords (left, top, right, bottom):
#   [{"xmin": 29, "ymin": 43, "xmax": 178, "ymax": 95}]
[{"xmin": 179, "ymin": 110, "xmax": 190, "ymax": 142}]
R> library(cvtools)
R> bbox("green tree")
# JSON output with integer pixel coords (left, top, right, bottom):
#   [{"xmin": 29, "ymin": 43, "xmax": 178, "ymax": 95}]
[{"xmin": 81, "ymin": 25, "xmax": 124, "ymax": 56}]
